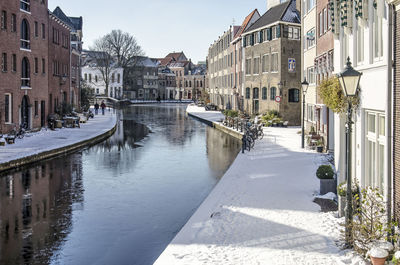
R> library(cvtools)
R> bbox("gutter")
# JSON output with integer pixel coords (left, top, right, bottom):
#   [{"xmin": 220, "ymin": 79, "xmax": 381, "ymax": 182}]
[{"xmin": 387, "ymin": 2, "xmax": 394, "ymax": 228}]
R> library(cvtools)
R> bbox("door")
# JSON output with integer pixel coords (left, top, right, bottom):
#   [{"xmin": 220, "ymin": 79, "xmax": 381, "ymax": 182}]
[
  {"xmin": 40, "ymin": 101, "xmax": 45, "ymax": 127},
  {"xmin": 21, "ymin": 95, "xmax": 29, "ymax": 129}
]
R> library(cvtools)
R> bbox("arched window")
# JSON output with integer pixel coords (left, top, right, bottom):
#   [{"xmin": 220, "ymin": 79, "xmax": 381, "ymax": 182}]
[
  {"xmin": 288, "ymin": 88, "xmax": 300, "ymax": 102},
  {"xmin": 253, "ymin": 87, "xmax": 259, "ymax": 99},
  {"xmin": 20, "ymin": 0, "xmax": 30, "ymax": 12},
  {"xmin": 270, "ymin": 87, "xmax": 277, "ymax": 100},
  {"xmin": 262, "ymin": 87, "xmax": 268, "ymax": 100},
  {"xmin": 245, "ymin": 87, "xmax": 250, "ymax": 99},
  {"xmin": 21, "ymin": 57, "xmax": 30, "ymax": 87},
  {"xmin": 189, "ymin": 81, "xmax": 192, "ymax": 87},
  {"xmin": 21, "ymin": 19, "xmax": 30, "ymax": 49},
  {"xmin": 117, "ymin": 73, "xmax": 120, "ymax": 83}
]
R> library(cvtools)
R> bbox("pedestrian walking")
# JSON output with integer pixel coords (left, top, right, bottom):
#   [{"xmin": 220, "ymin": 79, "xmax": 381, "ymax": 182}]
[
  {"xmin": 94, "ymin": 102, "xmax": 99, "ymax": 115},
  {"xmin": 100, "ymin": 101, "xmax": 106, "ymax": 115}
]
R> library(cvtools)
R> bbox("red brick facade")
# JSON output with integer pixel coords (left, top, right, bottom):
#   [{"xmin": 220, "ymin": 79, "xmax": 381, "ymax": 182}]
[
  {"xmin": 0, "ymin": 0, "xmax": 49, "ymax": 133},
  {"xmin": 393, "ymin": 9, "xmax": 400, "ymax": 221}
]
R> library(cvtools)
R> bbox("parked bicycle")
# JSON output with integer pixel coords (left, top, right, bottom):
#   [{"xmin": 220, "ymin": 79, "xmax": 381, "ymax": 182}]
[{"xmin": 10, "ymin": 123, "xmax": 27, "ymax": 139}]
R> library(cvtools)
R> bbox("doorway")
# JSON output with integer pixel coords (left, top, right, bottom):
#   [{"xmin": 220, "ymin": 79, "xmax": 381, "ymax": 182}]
[
  {"xmin": 41, "ymin": 101, "xmax": 45, "ymax": 127},
  {"xmin": 21, "ymin": 95, "xmax": 29, "ymax": 129}
]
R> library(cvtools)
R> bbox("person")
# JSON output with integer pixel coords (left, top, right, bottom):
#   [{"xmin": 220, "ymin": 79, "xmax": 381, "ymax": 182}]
[
  {"xmin": 94, "ymin": 102, "xmax": 99, "ymax": 115},
  {"xmin": 100, "ymin": 101, "xmax": 106, "ymax": 115}
]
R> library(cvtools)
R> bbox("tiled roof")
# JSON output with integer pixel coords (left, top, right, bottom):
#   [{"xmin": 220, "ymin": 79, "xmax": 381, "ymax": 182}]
[
  {"xmin": 52, "ymin": 7, "xmax": 82, "ymax": 31},
  {"xmin": 245, "ymin": 0, "xmax": 299, "ymax": 33},
  {"xmin": 234, "ymin": 9, "xmax": 260, "ymax": 39}
]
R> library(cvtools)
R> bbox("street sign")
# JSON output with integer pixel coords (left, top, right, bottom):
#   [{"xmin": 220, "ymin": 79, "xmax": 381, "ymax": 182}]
[{"xmin": 275, "ymin": 96, "xmax": 282, "ymax": 103}]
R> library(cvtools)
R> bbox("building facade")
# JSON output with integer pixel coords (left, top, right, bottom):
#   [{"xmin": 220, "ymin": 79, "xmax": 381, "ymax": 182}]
[
  {"xmin": 0, "ymin": 0, "xmax": 49, "ymax": 133},
  {"xmin": 242, "ymin": 0, "xmax": 301, "ymax": 125},
  {"xmin": 332, "ymin": 0, "xmax": 391, "ymax": 199},
  {"xmin": 82, "ymin": 66, "xmax": 123, "ymax": 99}
]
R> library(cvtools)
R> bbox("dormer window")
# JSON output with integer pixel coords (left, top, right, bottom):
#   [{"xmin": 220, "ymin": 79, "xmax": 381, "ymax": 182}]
[
  {"xmin": 20, "ymin": 19, "xmax": 30, "ymax": 49},
  {"xmin": 20, "ymin": 0, "xmax": 30, "ymax": 12}
]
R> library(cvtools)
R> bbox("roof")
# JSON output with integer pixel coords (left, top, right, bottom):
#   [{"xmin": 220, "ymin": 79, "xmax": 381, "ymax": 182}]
[
  {"xmin": 234, "ymin": 9, "xmax": 260, "ymax": 39},
  {"xmin": 244, "ymin": 0, "xmax": 300, "ymax": 33},
  {"xmin": 52, "ymin": 7, "xmax": 82, "ymax": 31},
  {"xmin": 166, "ymin": 52, "xmax": 185, "ymax": 61}
]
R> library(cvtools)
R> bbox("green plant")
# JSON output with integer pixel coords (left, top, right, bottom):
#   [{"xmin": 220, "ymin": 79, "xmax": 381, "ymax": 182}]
[
  {"xmin": 261, "ymin": 110, "xmax": 281, "ymax": 126},
  {"xmin": 316, "ymin": 165, "xmax": 334, "ymax": 179},
  {"xmin": 223, "ymin": 110, "xmax": 238, "ymax": 118},
  {"xmin": 319, "ymin": 77, "xmax": 359, "ymax": 114},
  {"xmin": 338, "ymin": 182, "xmax": 347, "ymax": 196},
  {"xmin": 346, "ymin": 187, "xmax": 399, "ymax": 256},
  {"xmin": 392, "ymin": 251, "xmax": 400, "ymax": 265}
]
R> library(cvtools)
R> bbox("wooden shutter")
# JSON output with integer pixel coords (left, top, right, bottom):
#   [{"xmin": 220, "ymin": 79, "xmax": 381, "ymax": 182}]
[{"xmin": 276, "ymin": 25, "xmax": 281, "ymax": 38}]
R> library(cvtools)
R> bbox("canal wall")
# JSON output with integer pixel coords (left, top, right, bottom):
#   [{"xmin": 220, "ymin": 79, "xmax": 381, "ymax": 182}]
[
  {"xmin": 186, "ymin": 105, "xmax": 244, "ymax": 141},
  {"xmin": 0, "ymin": 113, "xmax": 117, "ymax": 172}
]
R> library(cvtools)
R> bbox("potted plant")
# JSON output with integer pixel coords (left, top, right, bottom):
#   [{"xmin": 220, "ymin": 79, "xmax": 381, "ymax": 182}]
[
  {"xmin": 316, "ymin": 139, "xmax": 324, "ymax": 153},
  {"xmin": 316, "ymin": 165, "xmax": 336, "ymax": 195},
  {"xmin": 392, "ymin": 250, "xmax": 400, "ymax": 265},
  {"xmin": 369, "ymin": 247, "xmax": 388, "ymax": 265},
  {"xmin": 337, "ymin": 182, "xmax": 346, "ymax": 217}
]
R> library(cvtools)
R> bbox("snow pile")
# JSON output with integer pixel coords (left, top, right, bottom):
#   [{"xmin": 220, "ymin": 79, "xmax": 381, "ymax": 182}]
[
  {"xmin": 369, "ymin": 247, "xmax": 388, "ymax": 258},
  {"xmin": 315, "ymin": 192, "xmax": 337, "ymax": 202},
  {"xmin": 0, "ymin": 110, "xmax": 116, "ymax": 165},
  {"xmin": 154, "ymin": 127, "xmax": 346, "ymax": 265},
  {"xmin": 186, "ymin": 105, "xmax": 224, "ymax": 122}
]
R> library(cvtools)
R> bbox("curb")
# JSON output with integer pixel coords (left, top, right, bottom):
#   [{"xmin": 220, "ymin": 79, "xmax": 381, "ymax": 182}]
[{"xmin": 0, "ymin": 121, "xmax": 117, "ymax": 172}]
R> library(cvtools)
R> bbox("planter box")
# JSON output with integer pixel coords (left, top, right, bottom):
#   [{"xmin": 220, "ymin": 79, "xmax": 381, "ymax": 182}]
[
  {"xmin": 320, "ymin": 178, "xmax": 337, "ymax": 195},
  {"xmin": 338, "ymin": 194, "xmax": 346, "ymax": 217}
]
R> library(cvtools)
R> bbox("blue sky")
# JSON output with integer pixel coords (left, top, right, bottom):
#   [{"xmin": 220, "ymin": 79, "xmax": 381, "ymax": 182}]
[{"xmin": 48, "ymin": 0, "xmax": 267, "ymax": 63}]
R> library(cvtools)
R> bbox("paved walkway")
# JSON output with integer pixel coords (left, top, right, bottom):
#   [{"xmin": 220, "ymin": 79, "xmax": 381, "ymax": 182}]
[
  {"xmin": 0, "ymin": 109, "xmax": 116, "ymax": 168},
  {"xmin": 154, "ymin": 108, "xmax": 343, "ymax": 265}
]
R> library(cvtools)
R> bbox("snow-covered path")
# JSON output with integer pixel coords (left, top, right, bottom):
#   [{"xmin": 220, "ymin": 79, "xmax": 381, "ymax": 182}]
[
  {"xmin": 155, "ymin": 109, "xmax": 343, "ymax": 264},
  {"xmin": 0, "ymin": 109, "xmax": 116, "ymax": 166}
]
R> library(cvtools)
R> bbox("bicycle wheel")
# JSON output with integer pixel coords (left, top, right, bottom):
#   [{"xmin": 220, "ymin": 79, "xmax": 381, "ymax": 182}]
[
  {"xmin": 258, "ymin": 130, "xmax": 264, "ymax": 140},
  {"xmin": 250, "ymin": 137, "xmax": 255, "ymax": 148},
  {"xmin": 246, "ymin": 137, "xmax": 251, "ymax": 151}
]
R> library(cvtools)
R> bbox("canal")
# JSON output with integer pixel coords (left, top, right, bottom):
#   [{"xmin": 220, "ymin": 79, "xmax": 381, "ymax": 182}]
[{"xmin": 0, "ymin": 104, "xmax": 241, "ymax": 265}]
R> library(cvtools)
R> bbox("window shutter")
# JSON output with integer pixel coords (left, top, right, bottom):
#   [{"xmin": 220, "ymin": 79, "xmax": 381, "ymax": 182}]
[
  {"xmin": 259, "ymin": 31, "xmax": 263, "ymax": 43},
  {"xmin": 283, "ymin": 25, "xmax": 289, "ymax": 38},
  {"xmin": 276, "ymin": 25, "xmax": 281, "ymax": 38},
  {"xmin": 243, "ymin": 37, "xmax": 246, "ymax": 47}
]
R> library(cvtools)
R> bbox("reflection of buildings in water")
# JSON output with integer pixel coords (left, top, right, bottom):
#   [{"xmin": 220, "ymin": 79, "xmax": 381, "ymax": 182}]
[
  {"xmin": 0, "ymin": 154, "xmax": 84, "ymax": 265},
  {"xmin": 206, "ymin": 126, "xmax": 241, "ymax": 177}
]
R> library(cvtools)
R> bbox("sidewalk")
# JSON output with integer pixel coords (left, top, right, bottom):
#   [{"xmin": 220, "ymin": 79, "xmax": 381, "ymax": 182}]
[
  {"xmin": 0, "ymin": 110, "xmax": 117, "ymax": 171},
  {"xmin": 154, "ymin": 108, "xmax": 344, "ymax": 265}
]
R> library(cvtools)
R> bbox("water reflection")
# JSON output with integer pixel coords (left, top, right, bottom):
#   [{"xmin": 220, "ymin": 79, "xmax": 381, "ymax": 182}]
[
  {"xmin": 0, "ymin": 104, "xmax": 241, "ymax": 265},
  {"xmin": 0, "ymin": 154, "xmax": 84, "ymax": 265}
]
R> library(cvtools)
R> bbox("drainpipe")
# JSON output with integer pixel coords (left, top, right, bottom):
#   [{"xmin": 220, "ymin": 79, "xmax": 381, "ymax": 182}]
[{"xmin": 387, "ymin": 2, "xmax": 394, "ymax": 232}]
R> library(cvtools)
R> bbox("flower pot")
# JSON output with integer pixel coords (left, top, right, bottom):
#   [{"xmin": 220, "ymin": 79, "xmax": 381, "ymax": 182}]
[
  {"xmin": 316, "ymin": 146, "xmax": 323, "ymax": 153},
  {"xmin": 320, "ymin": 178, "xmax": 336, "ymax": 195},
  {"xmin": 370, "ymin": 256, "xmax": 387, "ymax": 265}
]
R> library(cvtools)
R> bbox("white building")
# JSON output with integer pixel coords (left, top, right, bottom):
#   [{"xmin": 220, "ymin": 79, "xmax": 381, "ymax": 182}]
[
  {"xmin": 82, "ymin": 67, "xmax": 124, "ymax": 99},
  {"xmin": 332, "ymin": 0, "xmax": 390, "ymax": 196}
]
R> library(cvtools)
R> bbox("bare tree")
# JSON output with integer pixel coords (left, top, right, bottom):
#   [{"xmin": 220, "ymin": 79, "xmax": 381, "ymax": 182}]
[
  {"xmin": 89, "ymin": 37, "xmax": 116, "ymax": 97},
  {"xmin": 105, "ymin": 29, "xmax": 144, "ymax": 68}
]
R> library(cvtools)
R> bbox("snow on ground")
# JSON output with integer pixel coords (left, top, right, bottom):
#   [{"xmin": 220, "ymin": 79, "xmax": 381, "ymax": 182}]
[
  {"xmin": 186, "ymin": 104, "xmax": 225, "ymax": 122},
  {"xmin": 0, "ymin": 109, "xmax": 116, "ymax": 165},
  {"xmin": 154, "ymin": 108, "xmax": 351, "ymax": 265}
]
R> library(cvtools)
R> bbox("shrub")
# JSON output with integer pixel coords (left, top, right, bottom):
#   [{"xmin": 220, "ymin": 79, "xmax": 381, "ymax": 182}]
[
  {"xmin": 338, "ymin": 182, "xmax": 347, "ymax": 196},
  {"xmin": 316, "ymin": 165, "xmax": 334, "ymax": 179},
  {"xmin": 223, "ymin": 110, "xmax": 238, "ymax": 118},
  {"xmin": 261, "ymin": 110, "xmax": 281, "ymax": 126}
]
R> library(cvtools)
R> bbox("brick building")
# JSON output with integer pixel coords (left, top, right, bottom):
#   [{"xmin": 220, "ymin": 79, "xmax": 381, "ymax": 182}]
[
  {"xmin": 242, "ymin": 0, "xmax": 301, "ymax": 125},
  {"xmin": 48, "ymin": 12, "xmax": 71, "ymax": 114},
  {"xmin": 0, "ymin": 0, "xmax": 49, "ymax": 133}
]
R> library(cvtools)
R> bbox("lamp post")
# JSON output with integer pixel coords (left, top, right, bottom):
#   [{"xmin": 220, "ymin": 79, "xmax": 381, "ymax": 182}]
[
  {"xmin": 301, "ymin": 78, "xmax": 309, "ymax": 149},
  {"xmin": 337, "ymin": 57, "xmax": 362, "ymax": 246}
]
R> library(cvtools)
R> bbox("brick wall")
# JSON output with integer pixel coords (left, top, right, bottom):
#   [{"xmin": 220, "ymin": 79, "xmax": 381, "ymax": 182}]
[{"xmin": 394, "ymin": 9, "xmax": 400, "ymax": 222}]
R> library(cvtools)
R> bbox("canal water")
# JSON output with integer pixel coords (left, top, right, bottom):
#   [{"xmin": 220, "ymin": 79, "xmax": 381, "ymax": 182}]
[{"xmin": 0, "ymin": 104, "xmax": 241, "ymax": 265}]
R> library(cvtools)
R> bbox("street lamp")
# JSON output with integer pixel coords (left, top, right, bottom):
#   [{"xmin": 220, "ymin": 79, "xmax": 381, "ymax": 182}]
[
  {"xmin": 337, "ymin": 57, "xmax": 362, "ymax": 247},
  {"xmin": 301, "ymin": 78, "xmax": 309, "ymax": 149}
]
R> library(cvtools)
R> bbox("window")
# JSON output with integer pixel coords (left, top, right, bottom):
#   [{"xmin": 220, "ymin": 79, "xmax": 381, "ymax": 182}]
[
  {"xmin": 306, "ymin": 28, "xmax": 315, "ymax": 48},
  {"xmin": 1, "ymin": 10, "xmax": 7, "ymax": 30},
  {"xmin": 117, "ymin": 73, "xmax": 120, "ymax": 83},
  {"xmin": 253, "ymin": 57, "xmax": 260, "ymax": 75},
  {"xmin": 307, "ymin": 0, "xmax": 315, "ymax": 12},
  {"xmin": 5, "ymin": 94, "xmax": 11, "ymax": 123},
  {"xmin": 41, "ymin": 23, "xmax": 45, "ymax": 39},
  {"xmin": 293, "ymin": 27, "xmax": 300, "ymax": 40},
  {"xmin": 245, "ymin": 58, "xmax": 251, "ymax": 75},
  {"xmin": 357, "ymin": 21, "xmax": 364, "ymax": 63},
  {"xmin": 89, "ymin": 74, "xmax": 92, "ymax": 83},
  {"xmin": 365, "ymin": 111, "xmax": 385, "ymax": 192},
  {"xmin": 21, "ymin": 19, "xmax": 30, "ymax": 49},
  {"xmin": 84, "ymin": 73, "xmax": 87, "ymax": 81},
  {"xmin": 34, "ymin": 101, "xmax": 38, "ymax": 116},
  {"xmin": 95, "ymin": 75, "xmax": 98, "ymax": 83},
  {"xmin": 11, "ymin": 14, "xmax": 16, "ymax": 32},
  {"xmin": 12, "ymin": 54, "xmax": 16, "ymax": 72},
  {"xmin": 245, "ymin": 87, "xmax": 250, "ymax": 99},
  {"xmin": 112, "ymin": 73, "xmax": 115, "ymax": 83},
  {"xmin": 373, "ymin": 7, "xmax": 383, "ymax": 59},
  {"xmin": 21, "ymin": 57, "xmax": 30, "ymax": 87},
  {"xmin": 262, "ymin": 54, "xmax": 269, "ymax": 73},
  {"xmin": 307, "ymin": 67, "xmax": 315, "ymax": 84},
  {"xmin": 34, "ymin": 21, "xmax": 38, "ymax": 37},
  {"xmin": 41, "ymin": 58, "xmax": 45, "ymax": 74},
  {"xmin": 20, "ymin": 0, "xmax": 30, "ymax": 12},
  {"xmin": 323, "ymin": 8, "xmax": 328, "ymax": 33},
  {"xmin": 271, "ymin": 53, "xmax": 278, "ymax": 72},
  {"xmin": 270, "ymin": 87, "xmax": 277, "ymax": 100},
  {"xmin": 253, "ymin": 87, "xmax": 259, "ymax": 99},
  {"xmin": 2, "ymin": 53, "xmax": 7, "ymax": 72},
  {"xmin": 262, "ymin": 87, "xmax": 267, "ymax": 100},
  {"xmin": 288, "ymin": 88, "xmax": 300, "ymax": 102},
  {"xmin": 34, "ymin": 57, "xmax": 38, "ymax": 74}
]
